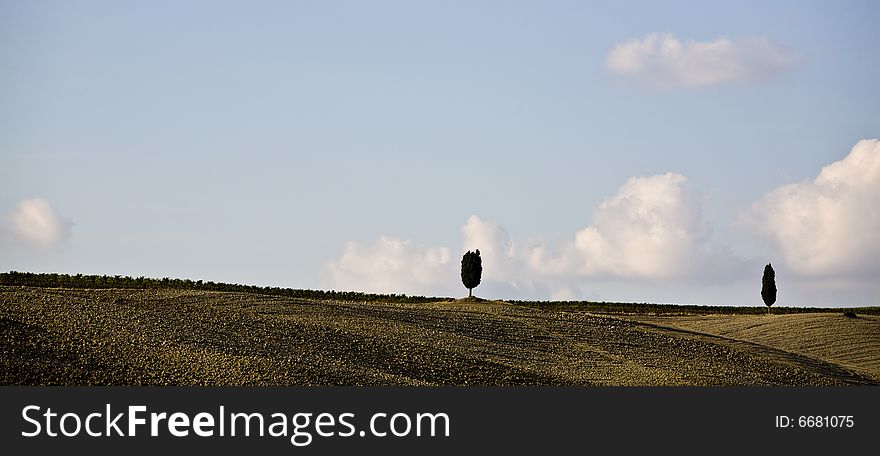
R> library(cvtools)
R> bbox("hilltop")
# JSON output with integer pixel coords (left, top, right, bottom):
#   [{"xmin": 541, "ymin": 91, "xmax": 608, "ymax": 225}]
[{"xmin": 1, "ymin": 282, "xmax": 877, "ymax": 386}]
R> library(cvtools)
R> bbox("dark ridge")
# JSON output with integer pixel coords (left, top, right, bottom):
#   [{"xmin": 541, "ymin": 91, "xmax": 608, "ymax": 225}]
[
  {"xmin": 0, "ymin": 271, "xmax": 445, "ymax": 304},
  {"xmin": 2, "ymin": 271, "xmax": 878, "ymax": 315},
  {"xmin": 509, "ymin": 300, "xmax": 880, "ymax": 315}
]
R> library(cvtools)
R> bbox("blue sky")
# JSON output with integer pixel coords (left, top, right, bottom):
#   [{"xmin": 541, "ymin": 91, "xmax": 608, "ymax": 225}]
[{"xmin": 2, "ymin": 0, "xmax": 878, "ymax": 306}]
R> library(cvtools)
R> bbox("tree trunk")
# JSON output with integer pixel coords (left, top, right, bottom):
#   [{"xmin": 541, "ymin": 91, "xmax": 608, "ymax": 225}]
[
  {"xmin": 767, "ymin": 306, "xmax": 771, "ymax": 315},
  {"xmin": 468, "ymin": 288, "xmax": 472, "ymax": 298}
]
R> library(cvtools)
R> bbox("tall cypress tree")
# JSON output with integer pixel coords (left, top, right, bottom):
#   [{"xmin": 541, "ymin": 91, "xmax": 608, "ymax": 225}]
[
  {"xmin": 761, "ymin": 263, "xmax": 777, "ymax": 314},
  {"xmin": 461, "ymin": 249, "xmax": 482, "ymax": 298}
]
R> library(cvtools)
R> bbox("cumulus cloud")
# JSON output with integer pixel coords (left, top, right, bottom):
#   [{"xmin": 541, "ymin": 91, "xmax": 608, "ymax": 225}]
[
  {"xmin": 605, "ymin": 33, "xmax": 794, "ymax": 88},
  {"xmin": 5, "ymin": 198, "xmax": 72, "ymax": 248},
  {"xmin": 460, "ymin": 215, "xmax": 515, "ymax": 281},
  {"xmin": 323, "ymin": 218, "xmax": 523, "ymax": 298},
  {"xmin": 527, "ymin": 173, "xmax": 743, "ymax": 280},
  {"xmin": 324, "ymin": 173, "xmax": 747, "ymax": 298},
  {"xmin": 744, "ymin": 139, "xmax": 880, "ymax": 278},
  {"xmin": 459, "ymin": 215, "xmax": 554, "ymax": 297},
  {"xmin": 323, "ymin": 236, "xmax": 451, "ymax": 295}
]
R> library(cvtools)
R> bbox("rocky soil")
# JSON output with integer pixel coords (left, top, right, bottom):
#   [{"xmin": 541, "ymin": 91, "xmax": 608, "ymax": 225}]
[
  {"xmin": 1, "ymin": 286, "xmax": 875, "ymax": 386},
  {"xmin": 632, "ymin": 312, "xmax": 880, "ymax": 382}
]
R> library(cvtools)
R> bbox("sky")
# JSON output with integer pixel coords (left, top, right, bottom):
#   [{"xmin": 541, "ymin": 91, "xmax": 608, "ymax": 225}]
[{"xmin": 2, "ymin": 0, "xmax": 878, "ymax": 307}]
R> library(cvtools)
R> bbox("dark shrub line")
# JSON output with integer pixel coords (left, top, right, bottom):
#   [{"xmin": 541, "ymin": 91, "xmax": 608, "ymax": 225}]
[
  {"xmin": 509, "ymin": 300, "xmax": 880, "ymax": 315},
  {"xmin": 2, "ymin": 271, "xmax": 876, "ymax": 315},
  {"xmin": 0, "ymin": 271, "xmax": 443, "ymax": 304}
]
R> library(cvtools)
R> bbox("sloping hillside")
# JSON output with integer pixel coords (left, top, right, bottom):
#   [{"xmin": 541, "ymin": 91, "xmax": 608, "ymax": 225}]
[
  {"xmin": 0, "ymin": 286, "xmax": 875, "ymax": 386},
  {"xmin": 631, "ymin": 313, "xmax": 880, "ymax": 381}
]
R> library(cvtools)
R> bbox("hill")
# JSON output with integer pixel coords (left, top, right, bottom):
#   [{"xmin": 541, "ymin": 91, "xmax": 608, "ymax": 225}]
[
  {"xmin": 1, "ymin": 285, "xmax": 876, "ymax": 386},
  {"xmin": 630, "ymin": 313, "xmax": 880, "ymax": 382}
]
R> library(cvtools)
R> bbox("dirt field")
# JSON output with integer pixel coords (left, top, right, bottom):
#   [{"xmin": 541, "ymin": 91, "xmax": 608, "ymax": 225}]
[
  {"xmin": 630, "ymin": 313, "xmax": 880, "ymax": 382},
  {"xmin": 1, "ymin": 286, "xmax": 876, "ymax": 386}
]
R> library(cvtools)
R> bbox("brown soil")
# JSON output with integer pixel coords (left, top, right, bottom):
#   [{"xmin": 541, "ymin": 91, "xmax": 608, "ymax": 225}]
[
  {"xmin": 629, "ymin": 313, "xmax": 880, "ymax": 382},
  {"xmin": 1, "ymin": 286, "xmax": 875, "ymax": 385}
]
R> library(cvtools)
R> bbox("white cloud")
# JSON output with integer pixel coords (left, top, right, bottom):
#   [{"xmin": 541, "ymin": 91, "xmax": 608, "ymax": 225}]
[
  {"xmin": 324, "ymin": 139, "xmax": 880, "ymax": 302},
  {"xmin": 744, "ymin": 139, "xmax": 880, "ymax": 278},
  {"xmin": 459, "ymin": 214, "xmax": 550, "ymax": 298},
  {"xmin": 6, "ymin": 198, "xmax": 72, "ymax": 247},
  {"xmin": 605, "ymin": 33, "xmax": 794, "ymax": 88},
  {"xmin": 324, "ymin": 173, "xmax": 746, "ymax": 298},
  {"xmin": 322, "ymin": 236, "xmax": 451, "ymax": 295},
  {"xmin": 460, "ymin": 215, "xmax": 515, "ymax": 281},
  {"xmin": 322, "ymin": 218, "xmax": 524, "ymax": 298},
  {"xmin": 527, "ymin": 173, "xmax": 743, "ymax": 280}
]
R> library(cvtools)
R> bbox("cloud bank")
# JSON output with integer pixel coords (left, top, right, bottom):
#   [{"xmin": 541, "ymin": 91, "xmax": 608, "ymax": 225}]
[
  {"xmin": 325, "ymin": 137, "xmax": 880, "ymax": 298},
  {"xmin": 5, "ymin": 198, "xmax": 72, "ymax": 248},
  {"xmin": 744, "ymin": 139, "xmax": 880, "ymax": 278},
  {"xmin": 460, "ymin": 215, "xmax": 516, "ymax": 281},
  {"xmin": 322, "ymin": 236, "xmax": 451, "ymax": 295},
  {"xmin": 526, "ymin": 173, "xmax": 743, "ymax": 280},
  {"xmin": 605, "ymin": 33, "xmax": 794, "ymax": 88},
  {"xmin": 325, "ymin": 173, "xmax": 745, "ymax": 297}
]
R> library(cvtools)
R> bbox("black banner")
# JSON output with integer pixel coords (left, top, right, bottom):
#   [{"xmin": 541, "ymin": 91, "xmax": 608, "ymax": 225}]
[{"xmin": 1, "ymin": 387, "xmax": 876, "ymax": 454}]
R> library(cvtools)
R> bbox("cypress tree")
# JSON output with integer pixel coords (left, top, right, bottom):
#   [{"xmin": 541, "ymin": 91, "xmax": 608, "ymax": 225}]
[
  {"xmin": 461, "ymin": 249, "xmax": 482, "ymax": 298},
  {"xmin": 761, "ymin": 263, "xmax": 777, "ymax": 314}
]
